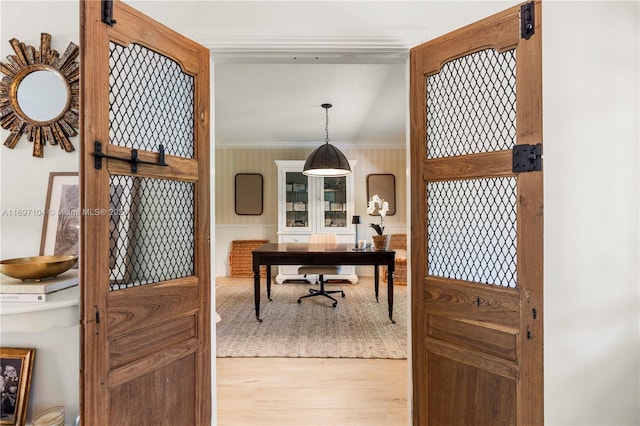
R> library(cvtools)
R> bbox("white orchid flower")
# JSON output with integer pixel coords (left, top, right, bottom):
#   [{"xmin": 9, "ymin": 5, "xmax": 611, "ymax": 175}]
[
  {"xmin": 380, "ymin": 201, "xmax": 389, "ymax": 217},
  {"xmin": 367, "ymin": 194, "xmax": 388, "ymax": 235}
]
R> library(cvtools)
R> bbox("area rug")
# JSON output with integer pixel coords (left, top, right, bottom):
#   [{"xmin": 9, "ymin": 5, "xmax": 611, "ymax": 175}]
[{"xmin": 216, "ymin": 282, "xmax": 407, "ymax": 359}]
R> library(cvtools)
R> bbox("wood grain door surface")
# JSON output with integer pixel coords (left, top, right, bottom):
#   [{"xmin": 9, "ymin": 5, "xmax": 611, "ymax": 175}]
[
  {"xmin": 80, "ymin": 1, "xmax": 211, "ymax": 424},
  {"xmin": 410, "ymin": 1, "xmax": 543, "ymax": 424}
]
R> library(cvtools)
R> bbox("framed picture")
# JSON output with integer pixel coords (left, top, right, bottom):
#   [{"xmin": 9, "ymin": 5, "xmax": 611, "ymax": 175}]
[
  {"xmin": 234, "ymin": 173, "xmax": 263, "ymax": 215},
  {"xmin": 109, "ymin": 178, "xmax": 135, "ymax": 284},
  {"xmin": 39, "ymin": 172, "xmax": 80, "ymax": 261},
  {"xmin": 366, "ymin": 174, "xmax": 396, "ymax": 216},
  {"xmin": 0, "ymin": 348, "xmax": 35, "ymax": 426}
]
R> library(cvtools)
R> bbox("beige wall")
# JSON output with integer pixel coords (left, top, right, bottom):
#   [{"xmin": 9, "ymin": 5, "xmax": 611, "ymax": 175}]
[{"xmin": 214, "ymin": 147, "xmax": 407, "ymax": 275}]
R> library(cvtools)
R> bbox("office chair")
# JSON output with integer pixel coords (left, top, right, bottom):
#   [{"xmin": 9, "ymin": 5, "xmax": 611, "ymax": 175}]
[{"xmin": 297, "ymin": 233, "xmax": 345, "ymax": 307}]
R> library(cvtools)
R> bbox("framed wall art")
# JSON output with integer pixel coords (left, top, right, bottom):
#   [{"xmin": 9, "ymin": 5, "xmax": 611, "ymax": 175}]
[
  {"xmin": 234, "ymin": 173, "xmax": 263, "ymax": 215},
  {"xmin": 39, "ymin": 172, "xmax": 79, "ymax": 261},
  {"xmin": 0, "ymin": 347, "xmax": 35, "ymax": 426},
  {"xmin": 366, "ymin": 174, "xmax": 396, "ymax": 216},
  {"xmin": 109, "ymin": 178, "xmax": 135, "ymax": 284}
]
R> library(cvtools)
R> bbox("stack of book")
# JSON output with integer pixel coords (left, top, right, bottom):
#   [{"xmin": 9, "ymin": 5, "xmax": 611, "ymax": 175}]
[{"xmin": 0, "ymin": 271, "xmax": 79, "ymax": 303}]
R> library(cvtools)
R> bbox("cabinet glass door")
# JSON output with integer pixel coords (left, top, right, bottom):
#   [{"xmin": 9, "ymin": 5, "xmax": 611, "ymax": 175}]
[
  {"xmin": 285, "ymin": 171, "xmax": 309, "ymax": 229},
  {"xmin": 321, "ymin": 176, "xmax": 348, "ymax": 230}
]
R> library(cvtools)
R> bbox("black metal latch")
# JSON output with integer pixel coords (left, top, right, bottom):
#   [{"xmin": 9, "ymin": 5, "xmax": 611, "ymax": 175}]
[
  {"xmin": 512, "ymin": 143, "xmax": 542, "ymax": 172},
  {"xmin": 93, "ymin": 141, "xmax": 167, "ymax": 174}
]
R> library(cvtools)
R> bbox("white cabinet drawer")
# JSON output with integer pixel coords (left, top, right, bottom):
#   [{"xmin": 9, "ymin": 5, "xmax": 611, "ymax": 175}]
[{"xmin": 280, "ymin": 234, "xmax": 309, "ymax": 243}]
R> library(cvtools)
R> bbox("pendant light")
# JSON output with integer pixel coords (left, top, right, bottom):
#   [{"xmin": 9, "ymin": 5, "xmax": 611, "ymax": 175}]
[{"xmin": 302, "ymin": 103, "xmax": 352, "ymax": 177}]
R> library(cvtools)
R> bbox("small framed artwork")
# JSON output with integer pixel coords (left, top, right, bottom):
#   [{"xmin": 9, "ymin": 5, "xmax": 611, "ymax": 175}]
[
  {"xmin": 109, "ymin": 178, "xmax": 135, "ymax": 284},
  {"xmin": 39, "ymin": 172, "xmax": 80, "ymax": 261},
  {"xmin": 367, "ymin": 174, "xmax": 396, "ymax": 216},
  {"xmin": 235, "ymin": 173, "xmax": 263, "ymax": 215},
  {"xmin": 0, "ymin": 347, "xmax": 35, "ymax": 426}
]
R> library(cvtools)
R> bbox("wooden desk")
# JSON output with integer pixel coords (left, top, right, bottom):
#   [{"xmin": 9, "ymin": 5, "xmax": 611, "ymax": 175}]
[{"xmin": 252, "ymin": 243, "xmax": 396, "ymax": 323}]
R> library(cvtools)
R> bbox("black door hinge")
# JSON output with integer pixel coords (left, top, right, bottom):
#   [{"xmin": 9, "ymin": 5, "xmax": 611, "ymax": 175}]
[
  {"xmin": 102, "ymin": 0, "xmax": 117, "ymax": 26},
  {"xmin": 513, "ymin": 143, "xmax": 542, "ymax": 172},
  {"xmin": 521, "ymin": 2, "xmax": 535, "ymax": 39}
]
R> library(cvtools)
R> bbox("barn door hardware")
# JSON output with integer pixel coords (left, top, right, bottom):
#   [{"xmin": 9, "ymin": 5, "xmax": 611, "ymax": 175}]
[
  {"xmin": 102, "ymin": 0, "xmax": 117, "ymax": 26},
  {"xmin": 521, "ymin": 2, "xmax": 535, "ymax": 39},
  {"xmin": 512, "ymin": 143, "xmax": 542, "ymax": 172},
  {"xmin": 93, "ymin": 141, "xmax": 167, "ymax": 174}
]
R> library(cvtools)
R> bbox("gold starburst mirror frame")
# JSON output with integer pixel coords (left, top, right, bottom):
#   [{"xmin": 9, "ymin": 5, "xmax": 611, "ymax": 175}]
[{"xmin": 0, "ymin": 33, "xmax": 79, "ymax": 157}]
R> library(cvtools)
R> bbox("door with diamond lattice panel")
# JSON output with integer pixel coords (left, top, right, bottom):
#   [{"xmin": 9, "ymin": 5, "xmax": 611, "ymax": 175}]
[
  {"xmin": 410, "ymin": 1, "xmax": 543, "ymax": 425},
  {"xmin": 80, "ymin": 1, "xmax": 211, "ymax": 424}
]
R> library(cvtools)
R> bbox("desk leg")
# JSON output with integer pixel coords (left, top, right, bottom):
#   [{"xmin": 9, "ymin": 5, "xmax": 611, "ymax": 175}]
[
  {"xmin": 387, "ymin": 263, "xmax": 395, "ymax": 324},
  {"xmin": 254, "ymin": 263, "xmax": 262, "ymax": 322},
  {"xmin": 374, "ymin": 265, "xmax": 380, "ymax": 303},
  {"xmin": 266, "ymin": 265, "xmax": 272, "ymax": 301}
]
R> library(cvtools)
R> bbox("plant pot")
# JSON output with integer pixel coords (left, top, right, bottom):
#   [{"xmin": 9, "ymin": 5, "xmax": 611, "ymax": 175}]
[{"xmin": 372, "ymin": 234, "xmax": 391, "ymax": 251}]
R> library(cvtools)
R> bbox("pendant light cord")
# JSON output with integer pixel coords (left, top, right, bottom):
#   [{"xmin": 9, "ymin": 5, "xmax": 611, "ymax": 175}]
[{"xmin": 325, "ymin": 106, "xmax": 330, "ymax": 144}]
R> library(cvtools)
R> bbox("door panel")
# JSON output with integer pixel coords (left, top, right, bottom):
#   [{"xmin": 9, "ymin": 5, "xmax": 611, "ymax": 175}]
[
  {"xmin": 410, "ymin": 1, "xmax": 543, "ymax": 424},
  {"xmin": 80, "ymin": 1, "xmax": 211, "ymax": 424},
  {"xmin": 428, "ymin": 353, "xmax": 517, "ymax": 426}
]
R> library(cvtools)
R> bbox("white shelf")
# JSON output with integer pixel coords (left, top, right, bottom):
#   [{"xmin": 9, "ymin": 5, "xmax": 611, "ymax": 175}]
[{"xmin": 0, "ymin": 286, "xmax": 79, "ymax": 332}]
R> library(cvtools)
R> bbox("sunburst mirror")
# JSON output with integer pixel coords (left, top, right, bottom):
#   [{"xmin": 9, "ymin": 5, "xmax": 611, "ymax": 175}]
[{"xmin": 0, "ymin": 33, "xmax": 79, "ymax": 157}]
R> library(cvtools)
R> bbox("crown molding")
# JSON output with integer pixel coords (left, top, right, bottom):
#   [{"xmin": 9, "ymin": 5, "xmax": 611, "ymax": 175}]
[
  {"xmin": 214, "ymin": 140, "xmax": 406, "ymax": 149},
  {"xmin": 191, "ymin": 34, "xmax": 411, "ymax": 64}
]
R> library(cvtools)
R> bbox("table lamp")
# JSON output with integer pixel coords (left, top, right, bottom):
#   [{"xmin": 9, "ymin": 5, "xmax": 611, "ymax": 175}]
[{"xmin": 352, "ymin": 215, "xmax": 361, "ymax": 248}]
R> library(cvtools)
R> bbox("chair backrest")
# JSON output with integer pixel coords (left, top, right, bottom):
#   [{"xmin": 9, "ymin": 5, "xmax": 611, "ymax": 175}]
[{"xmin": 308, "ymin": 233, "xmax": 338, "ymax": 244}]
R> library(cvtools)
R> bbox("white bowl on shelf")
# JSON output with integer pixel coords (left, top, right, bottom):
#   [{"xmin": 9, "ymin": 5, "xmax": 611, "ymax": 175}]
[{"xmin": 32, "ymin": 406, "xmax": 65, "ymax": 426}]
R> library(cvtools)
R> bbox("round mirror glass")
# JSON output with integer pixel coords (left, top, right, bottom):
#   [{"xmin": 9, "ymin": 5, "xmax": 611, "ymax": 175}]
[{"xmin": 16, "ymin": 69, "xmax": 69, "ymax": 122}]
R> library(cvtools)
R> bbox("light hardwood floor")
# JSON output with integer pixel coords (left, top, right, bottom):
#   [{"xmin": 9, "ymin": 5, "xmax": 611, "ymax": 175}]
[
  {"xmin": 215, "ymin": 277, "xmax": 409, "ymax": 425},
  {"xmin": 216, "ymin": 358, "xmax": 408, "ymax": 425}
]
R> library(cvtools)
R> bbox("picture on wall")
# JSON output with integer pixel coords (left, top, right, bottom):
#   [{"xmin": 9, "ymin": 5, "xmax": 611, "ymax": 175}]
[
  {"xmin": 234, "ymin": 173, "xmax": 263, "ymax": 215},
  {"xmin": 0, "ymin": 347, "xmax": 35, "ymax": 426},
  {"xmin": 366, "ymin": 174, "xmax": 396, "ymax": 216},
  {"xmin": 39, "ymin": 172, "xmax": 79, "ymax": 267}
]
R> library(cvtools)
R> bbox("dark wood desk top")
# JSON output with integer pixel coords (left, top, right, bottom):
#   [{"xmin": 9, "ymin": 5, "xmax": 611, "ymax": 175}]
[{"xmin": 252, "ymin": 243, "xmax": 395, "ymax": 266}]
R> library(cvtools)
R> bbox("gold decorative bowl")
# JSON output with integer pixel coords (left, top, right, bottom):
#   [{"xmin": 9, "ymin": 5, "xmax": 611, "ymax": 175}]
[{"xmin": 0, "ymin": 255, "xmax": 78, "ymax": 281}]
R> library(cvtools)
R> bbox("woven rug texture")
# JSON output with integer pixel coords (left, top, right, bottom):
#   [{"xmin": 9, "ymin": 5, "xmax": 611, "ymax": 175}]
[{"xmin": 216, "ymin": 282, "xmax": 407, "ymax": 359}]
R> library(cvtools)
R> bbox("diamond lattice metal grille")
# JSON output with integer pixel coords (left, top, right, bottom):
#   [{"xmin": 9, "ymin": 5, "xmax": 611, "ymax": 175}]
[
  {"xmin": 109, "ymin": 42, "xmax": 194, "ymax": 158},
  {"xmin": 427, "ymin": 178, "xmax": 517, "ymax": 287},
  {"xmin": 426, "ymin": 49, "xmax": 516, "ymax": 158},
  {"xmin": 109, "ymin": 175, "xmax": 195, "ymax": 291}
]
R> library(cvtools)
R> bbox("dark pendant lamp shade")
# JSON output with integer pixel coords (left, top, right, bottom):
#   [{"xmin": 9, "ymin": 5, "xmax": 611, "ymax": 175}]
[
  {"xmin": 303, "ymin": 143, "xmax": 351, "ymax": 177},
  {"xmin": 303, "ymin": 103, "xmax": 352, "ymax": 177}
]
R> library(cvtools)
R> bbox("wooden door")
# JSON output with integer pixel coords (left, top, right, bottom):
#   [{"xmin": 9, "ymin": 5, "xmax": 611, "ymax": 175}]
[
  {"xmin": 410, "ymin": 1, "xmax": 543, "ymax": 425},
  {"xmin": 80, "ymin": 1, "xmax": 211, "ymax": 424}
]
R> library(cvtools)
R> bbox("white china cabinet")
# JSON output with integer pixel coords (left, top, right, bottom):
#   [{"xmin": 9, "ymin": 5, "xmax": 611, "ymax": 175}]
[{"xmin": 275, "ymin": 160, "xmax": 357, "ymax": 283}]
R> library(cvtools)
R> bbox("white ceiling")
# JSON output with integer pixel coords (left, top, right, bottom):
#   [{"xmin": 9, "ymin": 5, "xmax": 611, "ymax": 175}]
[{"xmin": 128, "ymin": 1, "xmax": 518, "ymax": 148}]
